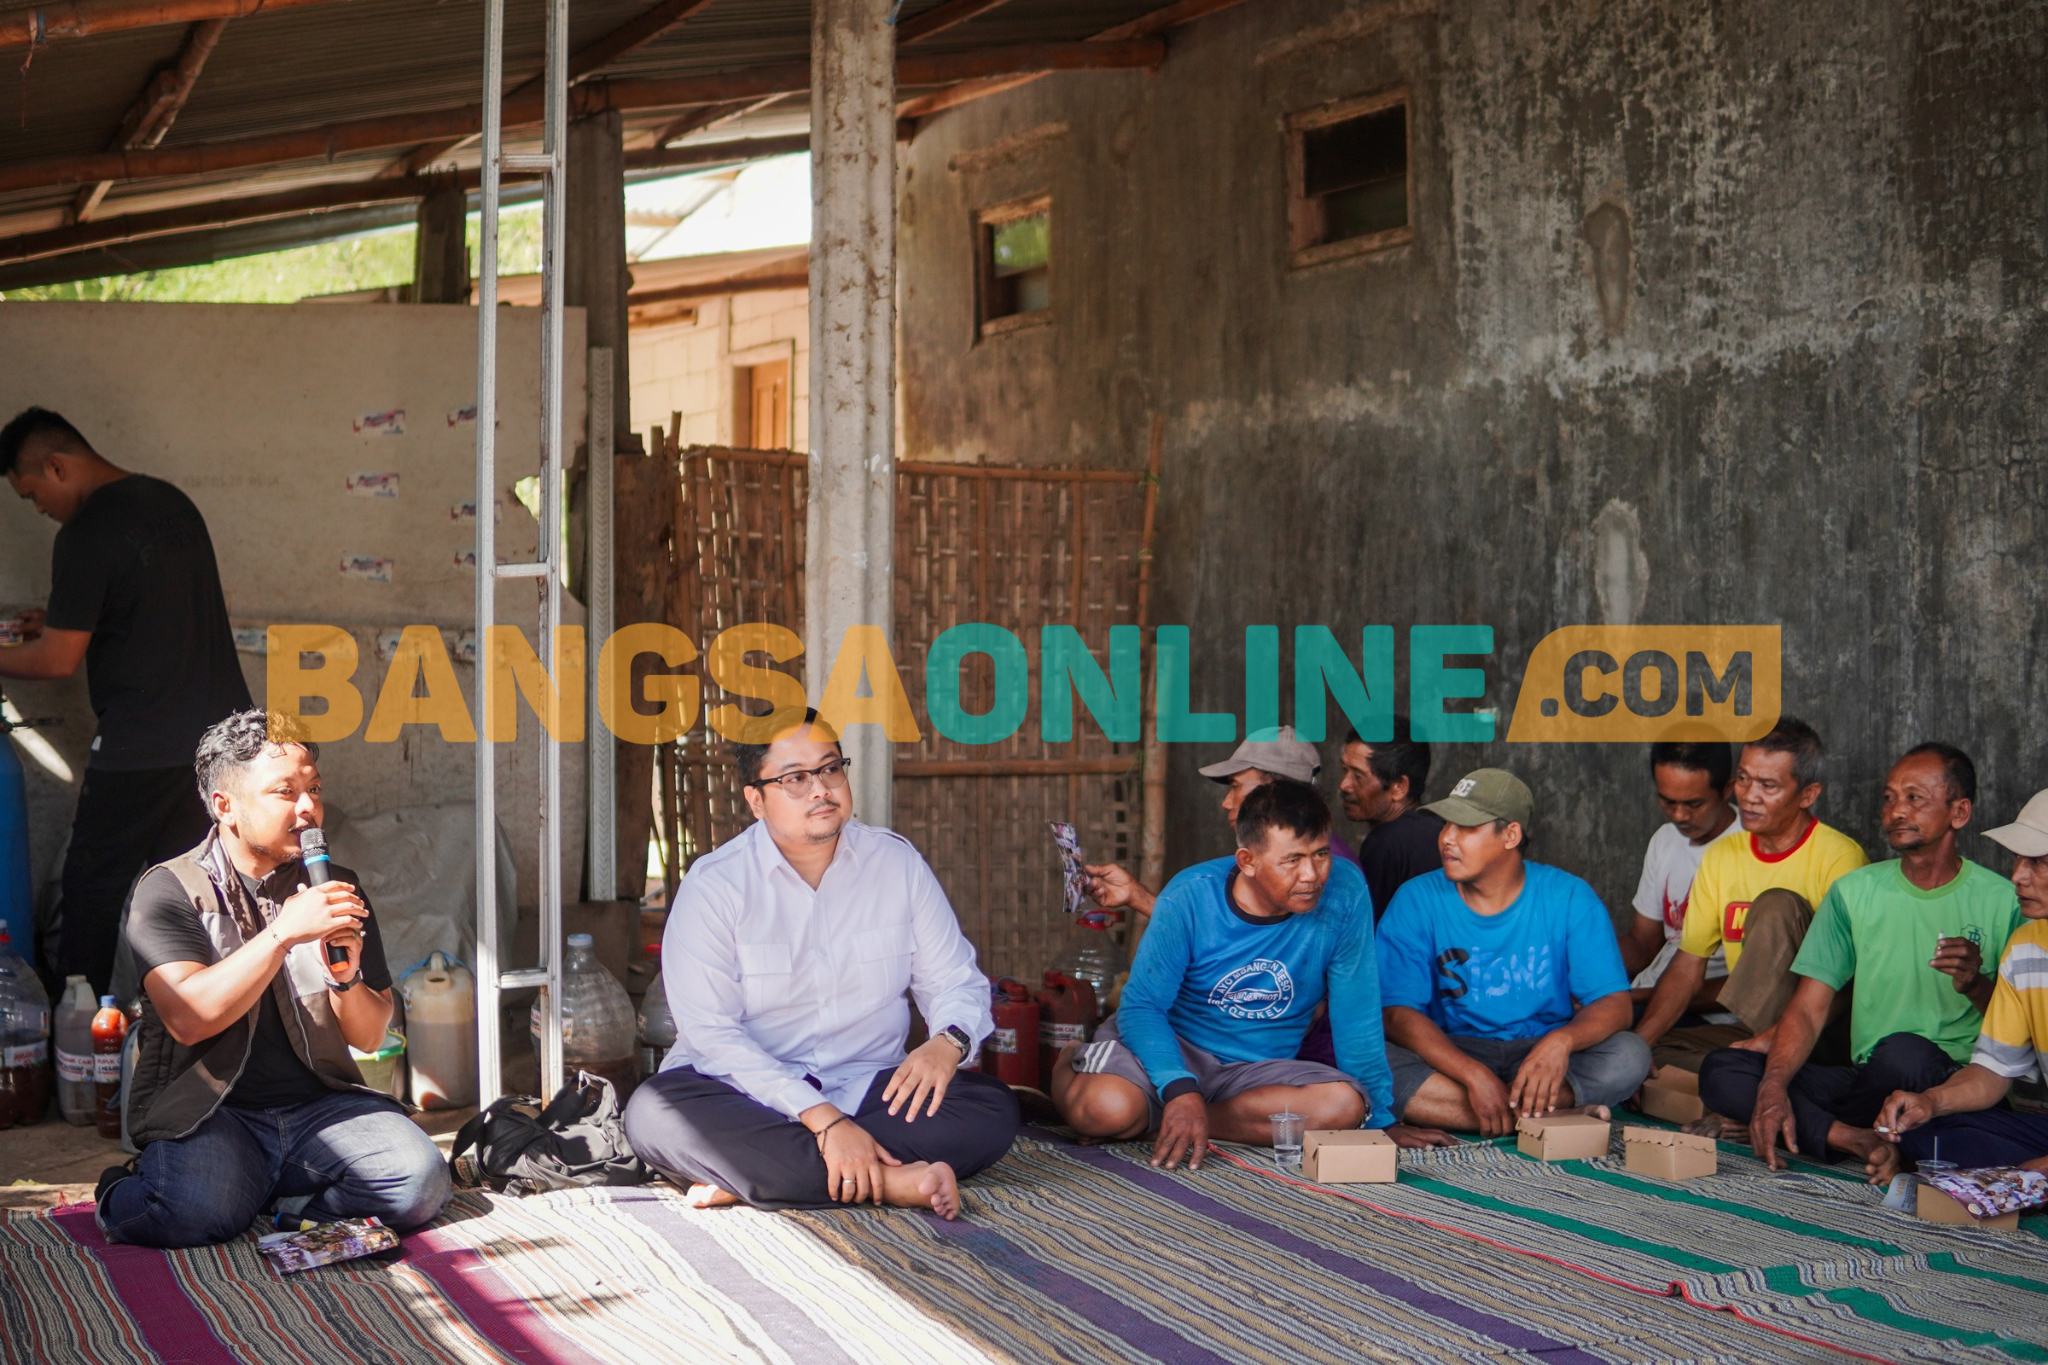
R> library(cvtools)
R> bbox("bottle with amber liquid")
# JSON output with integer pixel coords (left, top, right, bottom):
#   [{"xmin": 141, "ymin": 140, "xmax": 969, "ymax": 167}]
[{"xmin": 91, "ymin": 994, "xmax": 127, "ymax": 1140}]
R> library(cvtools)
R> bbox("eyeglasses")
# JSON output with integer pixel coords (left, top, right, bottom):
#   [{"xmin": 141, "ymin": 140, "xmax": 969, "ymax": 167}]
[{"xmin": 750, "ymin": 756, "xmax": 853, "ymax": 795}]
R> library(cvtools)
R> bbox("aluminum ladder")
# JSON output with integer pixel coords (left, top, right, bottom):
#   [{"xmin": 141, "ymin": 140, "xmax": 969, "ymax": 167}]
[{"xmin": 473, "ymin": 0, "xmax": 570, "ymax": 1108}]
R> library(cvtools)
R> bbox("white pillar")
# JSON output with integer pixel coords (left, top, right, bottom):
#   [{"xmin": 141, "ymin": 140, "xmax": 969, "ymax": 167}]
[{"xmin": 807, "ymin": 0, "xmax": 896, "ymax": 826}]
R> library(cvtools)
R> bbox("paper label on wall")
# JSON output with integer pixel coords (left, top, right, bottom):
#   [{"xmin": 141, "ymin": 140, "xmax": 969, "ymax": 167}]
[
  {"xmin": 346, "ymin": 471, "xmax": 400, "ymax": 498},
  {"xmin": 1040, "ymin": 1022, "xmax": 1087, "ymax": 1047},
  {"xmin": 231, "ymin": 626, "xmax": 268, "ymax": 655},
  {"xmin": 3, "ymin": 1041, "xmax": 47, "ymax": 1067},
  {"xmin": 989, "ymin": 1027, "xmax": 1019, "ymax": 1054},
  {"xmin": 93, "ymin": 1051, "xmax": 121, "ymax": 1083},
  {"xmin": 446, "ymin": 404, "xmax": 477, "ymax": 427},
  {"xmin": 340, "ymin": 555, "xmax": 394, "ymax": 583},
  {"xmin": 353, "ymin": 408, "xmax": 406, "ymax": 436}
]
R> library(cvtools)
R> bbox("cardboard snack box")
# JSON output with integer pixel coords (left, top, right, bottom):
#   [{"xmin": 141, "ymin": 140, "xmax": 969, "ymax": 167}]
[
  {"xmin": 1304, "ymin": 1129, "xmax": 1397, "ymax": 1183},
  {"xmin": 1622, "ymin": 1125, "xmax": 1717, "ymax": 1180},
  {"xmin": 1638, "ymin": 1065, "xmax": 1705, "ymax": 1125},
  {"xmin": 1515, "ymin": 1114, "xmax": 1611, "ymax": 1161},
  {"xmin": 1917, "ymin": 1185, "xmax": 2022, "ymax": 1231}
]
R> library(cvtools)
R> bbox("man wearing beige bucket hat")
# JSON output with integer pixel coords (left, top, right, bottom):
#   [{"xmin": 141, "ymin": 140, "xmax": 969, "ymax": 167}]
[
  {"xmin": 1875, "ymin": 789, "xmax": 2048, "ymax": 1172},
  {"xmin": 1084, "ymin": 726, "xmax": 1357, "ymax": 917}
]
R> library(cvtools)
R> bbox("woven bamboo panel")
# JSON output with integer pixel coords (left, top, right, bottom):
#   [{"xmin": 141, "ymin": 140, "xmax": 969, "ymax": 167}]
[{"xmin": 658, "ymin": 439, "xmax": 1151, "ymax": 985}]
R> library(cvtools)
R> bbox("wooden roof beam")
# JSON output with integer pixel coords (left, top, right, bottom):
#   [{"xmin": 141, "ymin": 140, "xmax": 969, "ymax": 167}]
[
  {"xmin": 640, "ymin": 0, "xmax": 1016, "ymax": 153},
  {"xmin": 393, "ymin": 0, "xmax": 721, "ymax": 176},
  {"xmin": 893, "ymin": 0, "xmax": 1016, "ymax": 45},
  {"xmin": 898, "ymin": 0, "xmax": 1250, "ymax": 132},
  {"xmin": 71, "ymin": 17, "xmax": 226, "ymax": 223},
  {"xmin": 1, "ymin": 174, "xmax": 477, "ymax": 266},
  {"xmin": 0, "ymin": 40, "xmax": 1164, "ymax": 195},
  {"xmin": 0, "ymin": 0, "xmax": 351, "ymax": 53},
  {"xmin": 645, "ymin": 92, "xmax": 783, "ymax": 153},
  {"xmin": 0, "ymin": 133, "xmax": 811, "ymax": 266}
]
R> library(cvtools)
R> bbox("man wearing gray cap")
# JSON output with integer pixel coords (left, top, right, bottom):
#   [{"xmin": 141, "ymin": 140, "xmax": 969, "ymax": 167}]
[
  {"xmin": 1085, "ymin": 726, "xmax": 1356, "ymax": 918},
  {"xmin": 1875, "ymin": 789, "xmax": 2048, "ymax": 1171},
  {"xmin": 1377, "ymin": 768, "xmax": 1651, "ymax": 1134}
]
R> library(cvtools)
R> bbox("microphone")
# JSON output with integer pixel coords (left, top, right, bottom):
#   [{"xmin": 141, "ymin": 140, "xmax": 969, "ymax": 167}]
[{"xmin": 298, "ymin": 827, "xmax": 350, "ymax": 968}]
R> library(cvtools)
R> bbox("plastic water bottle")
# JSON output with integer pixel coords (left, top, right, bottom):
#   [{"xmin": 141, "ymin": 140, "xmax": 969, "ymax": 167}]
[
  {"xmin": 0, "ymin": 929, "xmax": 51, "ymax": 1128},
  {"xmin": 636, "ymin": 954, "xmax": 676, "ymax": 1079},
  {"xmin": 55, "ymin": 975, "xmax": 97, "ymax": 1125},
  {"xmin": 530, "ymin": 933, "xmax": 638, "ymax": 1100}
]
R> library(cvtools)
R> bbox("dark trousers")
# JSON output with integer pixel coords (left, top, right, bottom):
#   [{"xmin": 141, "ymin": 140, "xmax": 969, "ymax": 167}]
[
  {"xmin": 1698, "ymin": 1031, "xmax": 1959, "ymax": 1160},
  {"xmin": 623, "ymin": 1065, "xmax": 1021, "ymax": 1210},
  {"xmin": 55, "ymin": 765, "xmax": 212, "ymax": 994},
  {"xmin": 1899, "ymin": 1109, "xmax": 2048, "ymax": 1168}
]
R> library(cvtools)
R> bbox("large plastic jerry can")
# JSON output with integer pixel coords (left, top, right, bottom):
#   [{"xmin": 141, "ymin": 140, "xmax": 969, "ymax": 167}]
[{"xmin": 401, "ymin": 952, "xmax": 478, "ymax": 1109}]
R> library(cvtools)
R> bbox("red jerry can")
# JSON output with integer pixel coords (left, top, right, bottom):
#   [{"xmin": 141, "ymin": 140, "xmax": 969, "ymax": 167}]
[
  {"xmin": 982, "ymin": 979, "xmax": 1042, "ymax": 1090},
  {"xmin": 1036, "ymin": 970, "xmax": 1098, "ymax": 1084}
]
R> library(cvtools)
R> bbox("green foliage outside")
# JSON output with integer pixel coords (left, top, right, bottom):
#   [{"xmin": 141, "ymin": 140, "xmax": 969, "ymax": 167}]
[
  {"xmin": 990, "ymin": 212, "xmax": 1049, "ymax": 277},
  {"xmin": 1, "ymin": 207, "xmax": 546, "ymax": 304}
]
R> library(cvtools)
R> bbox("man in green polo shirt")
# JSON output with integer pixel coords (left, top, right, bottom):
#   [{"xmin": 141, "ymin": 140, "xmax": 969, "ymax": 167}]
[{"xmin": 1697, "ymin": 744, "xmax": 2021, "ymax": 1180}]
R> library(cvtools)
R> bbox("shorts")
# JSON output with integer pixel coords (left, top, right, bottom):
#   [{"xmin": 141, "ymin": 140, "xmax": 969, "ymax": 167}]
[{"xmin": 1070, "ymin": 1012, "xmax": 1372, "ymax": 1131}]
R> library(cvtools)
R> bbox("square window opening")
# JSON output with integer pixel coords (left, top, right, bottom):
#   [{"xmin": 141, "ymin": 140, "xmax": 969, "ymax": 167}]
[
  {"xmin": 975, "ymin": 198, "xmax": 1052, "ymax": 338},
  {"xmin": 1288, "ymin": 92, "xmax": 1412, "ymax": 267}
]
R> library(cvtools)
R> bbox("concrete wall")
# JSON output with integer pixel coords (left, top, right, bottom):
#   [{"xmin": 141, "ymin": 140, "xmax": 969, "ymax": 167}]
[
  {"xmin": 896, "ymin": 0, "xmax": 2048, "ymax": 914},
  {"xmin": 0, "ymin": 301, "xmax": 588, "ymax": 923},
  {"xmin": 628, "ymin": 288, "xmax": 811, "ymax": 450}
]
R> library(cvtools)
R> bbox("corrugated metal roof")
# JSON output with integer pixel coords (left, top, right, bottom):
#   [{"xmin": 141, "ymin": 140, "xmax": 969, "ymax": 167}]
[{"xmin": 0, "ymin": 0, "xmax": 1211, "ymax": 281}]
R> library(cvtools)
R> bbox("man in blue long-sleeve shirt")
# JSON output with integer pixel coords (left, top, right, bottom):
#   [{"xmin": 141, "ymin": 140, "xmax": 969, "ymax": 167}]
[{"xmin": 1054, "ymin": 781, "xmax": 1453, "ymax": 1169}]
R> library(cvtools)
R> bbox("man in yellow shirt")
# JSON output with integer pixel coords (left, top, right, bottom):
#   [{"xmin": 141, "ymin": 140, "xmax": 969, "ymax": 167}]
[
  {"xmin": 1876, "ymin": 790, "xmax": 2048, "ymax": 1172},
  {"xmin": 1634, "ymin": 717, "xmax": 1868, "ymax": 1070}
]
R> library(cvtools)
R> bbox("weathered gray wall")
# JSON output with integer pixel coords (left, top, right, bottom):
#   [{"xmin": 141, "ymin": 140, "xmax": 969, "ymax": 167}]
[{"xmin": 897, "ymin": 0, "xmax": 2048, "ymax": 914}]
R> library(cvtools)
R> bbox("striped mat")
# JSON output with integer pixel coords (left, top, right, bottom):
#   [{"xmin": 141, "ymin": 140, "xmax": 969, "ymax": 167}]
[{"xmin": 5, "ymin": 1127, "xmax": 2048, "ymax": 1363}]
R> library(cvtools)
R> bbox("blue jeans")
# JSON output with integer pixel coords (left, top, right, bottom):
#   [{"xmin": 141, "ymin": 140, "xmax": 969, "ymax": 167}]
[
  {"xmin": 99, "ymin": 1090, "xmax": 451, "ymax": 1248},
  {"xmin": 1387, "ymin": 1031, "xmax": 1654, "ymax": 1116}
]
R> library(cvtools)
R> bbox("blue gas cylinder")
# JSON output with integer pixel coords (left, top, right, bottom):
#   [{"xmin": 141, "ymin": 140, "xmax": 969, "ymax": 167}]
[{"xmin": 0, "ymin": 735, "xmax": 31, "ymax": 967}]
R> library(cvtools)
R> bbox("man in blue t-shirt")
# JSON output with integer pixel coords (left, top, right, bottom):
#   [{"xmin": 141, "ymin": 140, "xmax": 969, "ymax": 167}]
[
  {"xmin": 1054, "ymin": 781, "xmax": 1452, "ymax": 1169},
  {"xmin": 1378, "ymin": 768, "xmax": 1651, "ymax": 1135}
]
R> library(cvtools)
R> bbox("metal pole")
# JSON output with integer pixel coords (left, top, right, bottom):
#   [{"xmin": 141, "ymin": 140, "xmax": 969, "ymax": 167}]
[
  {"xmin": 535, "ymin": 0, "xmax": 569, "ymax": 1103},
  {"xmin": 472, "ymin": 0, "xmax": 505, "ymax": 1111},
  {"xmin": 585, "ymin": 348, "xmax": 617, "ymax": 903}
]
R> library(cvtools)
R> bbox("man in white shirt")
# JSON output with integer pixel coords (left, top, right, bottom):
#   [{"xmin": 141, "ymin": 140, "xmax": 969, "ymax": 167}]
[{"xmin": 622, "ymin": 711, "xmax": 1017, "ymax": 1219}]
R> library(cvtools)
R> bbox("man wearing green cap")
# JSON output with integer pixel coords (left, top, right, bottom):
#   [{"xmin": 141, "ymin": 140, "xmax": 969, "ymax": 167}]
[{"xmin": 1377, "ymin": 768, "xmax": 1650, "ymax": 1134}]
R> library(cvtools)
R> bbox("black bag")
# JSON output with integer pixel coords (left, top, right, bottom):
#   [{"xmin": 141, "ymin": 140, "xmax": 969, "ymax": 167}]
[{"xmin": 450, "ymin": 1071, "xmax": 652, "ymax": 1195}]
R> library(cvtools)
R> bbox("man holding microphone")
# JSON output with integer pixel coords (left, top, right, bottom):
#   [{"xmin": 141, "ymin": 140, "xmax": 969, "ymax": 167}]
[{"xmin": 94, "ymin": 709, "xmax": 448, "ymax": 1248}]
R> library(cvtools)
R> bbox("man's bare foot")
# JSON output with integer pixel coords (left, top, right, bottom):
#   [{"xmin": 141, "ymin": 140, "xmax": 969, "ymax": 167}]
[
  {"xmin": 1833, "ymin": 1128, "xmax": 1899, "ymax": 1185},
  {"xmin": 685, "ymin": 1183, "xmax": 742, "ymax": 1209},
  {"xmin": 1538, "ymin": 1104, "xmax": 1612, "ymax": 1121},
  {"xmin": 1684, "ymin": 1115, "xmax": 1746, "ymax": 1141},
  {"xmin": 879, "ymin": 1160, "xmax": 961, "ymax": 1220}
]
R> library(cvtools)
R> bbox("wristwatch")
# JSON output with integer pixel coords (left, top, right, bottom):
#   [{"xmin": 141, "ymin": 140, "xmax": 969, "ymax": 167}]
[
  {"xmin": 936, "ymin": 1025, "xmax": 972, "ymax": 1057},
  {"xmin": 327, "ymin": 970, "xmax": 362, "ymax": 993}
]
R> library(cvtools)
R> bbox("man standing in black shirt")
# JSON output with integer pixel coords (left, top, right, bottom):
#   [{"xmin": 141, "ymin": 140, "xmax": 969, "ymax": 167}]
[
  {"xmin": 96, "ymin": 709, "xmax": 448, "ymax": 1248},
  {"xmin": 2, "ymin": 407, "xmax": 251, "ymax": 993},
  {"xmin": 1338, "ymin": 718, "xmax": 1444, "ymax": 921}
]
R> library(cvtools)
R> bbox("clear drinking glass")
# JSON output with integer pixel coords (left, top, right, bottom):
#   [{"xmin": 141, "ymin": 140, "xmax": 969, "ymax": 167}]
[{"xmin": 1271, "ymin": 1111, "xmax": 1305, "ymax": 1170}]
